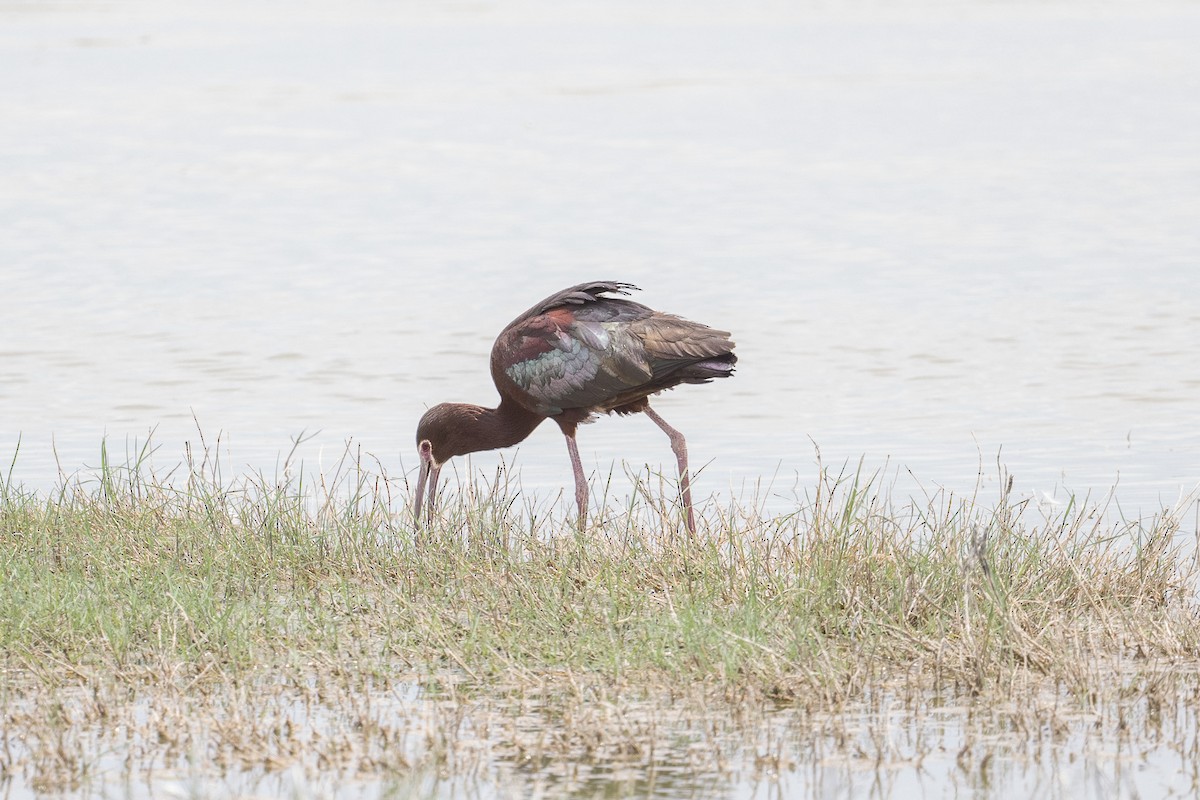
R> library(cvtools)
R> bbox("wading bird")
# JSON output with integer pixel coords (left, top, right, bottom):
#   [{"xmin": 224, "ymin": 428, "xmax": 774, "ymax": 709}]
[{"xmin": 413, "ymin": 281, "xmax": 736, "ymax": 534}]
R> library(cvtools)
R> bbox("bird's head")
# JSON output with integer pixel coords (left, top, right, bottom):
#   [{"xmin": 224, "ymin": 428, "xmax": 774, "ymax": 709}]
[
  {"xmin": 412, "ymin": 402, "xmax": 487, "ymax": 523},
  {"xmin": 414, "ymin": 404, "xmax": 448, "ymax": 466},
  {"xmin": 415, "ymin": 403, "xmax": 490, "ymax": 463}
]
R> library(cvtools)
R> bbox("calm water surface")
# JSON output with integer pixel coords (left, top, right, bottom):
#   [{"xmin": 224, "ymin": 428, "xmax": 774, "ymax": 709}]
[
  {"xmin": 3, "ymin": 1, "xmax": 1199, "ymax": 518},
  {"xmin": 3, "ymin": 3, "xmax": 1200, "ymax": 798}
]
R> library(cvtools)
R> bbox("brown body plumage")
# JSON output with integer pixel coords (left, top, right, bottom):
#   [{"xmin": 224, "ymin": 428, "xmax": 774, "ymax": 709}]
[{"xmin": 414, "ymin": 281, "xmax": 736, "ymax": 533}]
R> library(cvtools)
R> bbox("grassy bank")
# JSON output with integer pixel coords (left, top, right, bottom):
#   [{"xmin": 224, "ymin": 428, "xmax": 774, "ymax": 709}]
[
  {"xmin": 1, "ymin": 440, "xmax": 1199, "ymax": 792},
  {"xmin": 3, "ymin": 441, "xmax": 1197, "ymax": 694}
]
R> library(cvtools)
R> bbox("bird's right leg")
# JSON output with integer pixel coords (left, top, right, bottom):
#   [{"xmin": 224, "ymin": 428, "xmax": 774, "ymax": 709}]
[
  {"xmin": 643, "ymin": 405, "xmax": 697, "ymax": 537},
  {"xmin": 564, "ymin": 434, "xmax": 589, "ymax": 529}
]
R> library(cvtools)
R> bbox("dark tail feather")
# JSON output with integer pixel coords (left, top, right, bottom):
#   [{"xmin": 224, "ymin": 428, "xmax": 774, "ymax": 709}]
[{"xmin": 675, "ymin": 352, "xmax": 737, "ymax": 384}]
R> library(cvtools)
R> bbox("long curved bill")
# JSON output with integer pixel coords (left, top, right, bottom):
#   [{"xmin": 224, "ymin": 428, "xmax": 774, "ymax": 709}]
[{"xmin": 412, "ymin": 454, "xmax": 442, "ymax": 525}]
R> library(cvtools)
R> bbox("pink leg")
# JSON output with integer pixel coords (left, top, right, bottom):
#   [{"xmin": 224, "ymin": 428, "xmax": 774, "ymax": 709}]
[
  {"xmin": 564, "ymin": 434, "xmax": 589, "ymax": 528},
  {"xmin": 643, "ymin": 405, "xmax": 696, "ymax": 535}
]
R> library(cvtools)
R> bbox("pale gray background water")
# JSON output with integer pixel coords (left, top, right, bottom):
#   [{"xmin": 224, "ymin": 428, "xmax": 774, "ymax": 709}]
[{"xmin": 3, "ymin": 0, "xmax": 1199, "ymax": 519}]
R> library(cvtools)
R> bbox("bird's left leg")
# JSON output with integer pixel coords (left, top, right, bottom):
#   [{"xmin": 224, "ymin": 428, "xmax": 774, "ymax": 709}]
[
  {"xmin": 643, "ymin": 405, "xmax": 697, "ymax": 536},
  {"xmin": 564, "ymin": 433, "xmax": 589, "ymax": 529}
]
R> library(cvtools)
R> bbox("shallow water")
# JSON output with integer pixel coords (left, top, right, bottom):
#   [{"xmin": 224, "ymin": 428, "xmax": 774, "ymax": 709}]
[
  {"xmin": 3, "ymin": 0, "xmax": 1200, "ymax": 518},
  {"xmin": 3, "ymin": 671, "xmax": 1197, "ymax": 800}
]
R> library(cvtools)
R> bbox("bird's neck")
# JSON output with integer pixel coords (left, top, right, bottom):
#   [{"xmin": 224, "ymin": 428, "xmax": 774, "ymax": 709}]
[{"xmin": 459, "ymin": 396, "xmax": 545, "ymax": 455}]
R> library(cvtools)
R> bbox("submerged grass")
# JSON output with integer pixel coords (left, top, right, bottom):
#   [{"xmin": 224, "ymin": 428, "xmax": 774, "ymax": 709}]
[{"xmin": 1, "ymin": 436, "xmax": 1199, "ymax": 793}]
